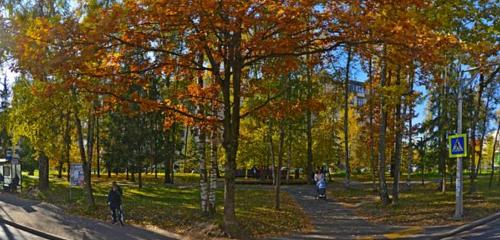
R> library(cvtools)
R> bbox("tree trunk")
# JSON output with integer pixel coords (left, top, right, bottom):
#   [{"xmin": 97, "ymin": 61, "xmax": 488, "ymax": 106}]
[
  {"xmin": 87, "ymin": 113, "xmax": 95, "ymax": 178},
  {"xmin": 107, "ymin": 162, "xmax": 111, "ymax": 178},
  {"xmin": 196, "ymin": 123, "xmax": 209, "ymax": 214},
  {"xmin": 196, "ymin": 54, "xmax": 209, "ymax": 214},
  {"xmin": 368, "ymin": 58, "xmax": 377, "ymax": 191},
  {"xmin": 154, "ymin": 116, "xmax": 159, "ymax": 180},
  {"xmin": 489, "ymin": 122, "xmax": 499, "ymax": 188},
  {"xmin": 58, "ymin": 114, "xmax": 64, "ymax": 179},
  {"xmin": 171, "ymin": 124, "xmax": 176, "ymax": 184},
  {"xmin": 131, "ymin": 165, "xmax": 136, "ymax": 182},
  {"xmin": 38, "ymin": 152, "xmax": 49, "ymax": 191},
  {"xmin": 64, "ymin": 111, "xmax": 71, "ymax": 182},
  {"xmin": 208, "ymin": 127, "xmax": 218, "ymax": 216},
  {"xmin": 155, "ymin": 162, "xmax": 158, "ymax": 179},
  {"xmin": 286, "ymin": 126, "xmax": 292, "ymax": 182},
  {"xmin": 268, "ymin": 122, "xmax": 276, "ymax": 185},
  {"xmin": 220, "ymin": 32, "xmax": 244, "ymax": 236},
  {"xmin": 74, "ymin": 106, "xmax": 96, "ymax": 208},
  {"xmin": 57, "ymin": 154, "xmax": 63, "ymax": 179},
  {"xmin": 469, "ymin": 74, "xmax": 485, "ymax": 192},
  {"xmin": 138, "ymin": 162, "xmax": 143, "ymax": 189},
  {"xmin": 306, "ymin": 54, "xmax": 313, "ymax": 184},
  {"xmin": 407, "ymin": 68, "xmax": 415, "ymax": 189},
  {"xmin": 96, "ymin": 116, "xmax": 101, "ymax": 178},
  {"xmin": 183, "ymin": 126, "xmax": 189, "ymax": 171},
  {"xmin": 343, "ymin": 46, "xmax": 352, "ymax": 188},
  {"xmin": 438, "ymin": 71, "xmax": 447, "ymax": 193},
  {"xmin": 392, "ymin": 68, "xmax": 403, "ymax": 204},
  {"xmin": 222, "ymin": 136, "xmax": 238, "ymax": 236},
  {"xmin": 275, "ymin": 123, "xmax": 285, "ymax": 210},
  {"xmin": 164, "ymin": 127, "xmax": 174, "ymax": 184},
  {"xmin": 475, "ymin": 93, "xmax": 491, "ymax": 178},
  {"xmin": 306, "ymin": 109, "xmax": 313, "ymax": 183},
  {"xmin": 378, "ymin": 47, "xmax": 391, "ymax": 205}
]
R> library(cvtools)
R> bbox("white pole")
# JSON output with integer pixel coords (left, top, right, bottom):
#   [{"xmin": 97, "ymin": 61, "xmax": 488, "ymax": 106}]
[{"xmin": 454, "ymin": 71, "xmax": 464, "ymax": 219}]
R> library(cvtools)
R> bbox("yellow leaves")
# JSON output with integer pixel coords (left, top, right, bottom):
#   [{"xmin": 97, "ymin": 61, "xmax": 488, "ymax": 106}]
[{"xmin": 276, "ymin": 9, "xmax": 285, "ymax": 17}]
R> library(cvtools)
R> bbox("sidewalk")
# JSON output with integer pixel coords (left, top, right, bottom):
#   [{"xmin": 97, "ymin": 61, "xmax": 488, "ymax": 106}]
[
  {"xmin": 0, "ymin": 193, "xmax": 181, "ymax": 240},
  {"xmin": 270, "ymin": 185, "xmax": 404, "ymax": 239},
  {"xmin": 270, "ymin": 185, "xmax": 456, "ymax": 240}
]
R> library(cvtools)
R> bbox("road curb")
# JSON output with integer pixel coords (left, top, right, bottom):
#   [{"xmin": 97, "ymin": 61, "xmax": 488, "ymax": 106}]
[
  {"xmin": 402, "ymin": 211, "xmax": 500, "ymax": 239},
  {"xmin": 0, "ymin": 217, "xmax": 67, "ymax": 240}
]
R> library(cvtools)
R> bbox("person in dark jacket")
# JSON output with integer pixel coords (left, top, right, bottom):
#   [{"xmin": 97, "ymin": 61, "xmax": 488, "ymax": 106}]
[{"xmin": 107, "ymin": 183, "xmax": 122, "ymax": 224}]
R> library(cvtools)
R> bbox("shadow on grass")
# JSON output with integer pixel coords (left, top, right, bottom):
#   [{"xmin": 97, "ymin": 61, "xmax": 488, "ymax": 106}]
[{"xmin": 20, "ymin": 172, "xmax": 311, "ymax": 238}]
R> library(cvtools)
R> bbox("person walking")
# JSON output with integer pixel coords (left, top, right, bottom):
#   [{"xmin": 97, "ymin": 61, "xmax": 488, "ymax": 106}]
[{"xmin": 107, "ymin": 182, "xmax": 123, "ymax": 224}]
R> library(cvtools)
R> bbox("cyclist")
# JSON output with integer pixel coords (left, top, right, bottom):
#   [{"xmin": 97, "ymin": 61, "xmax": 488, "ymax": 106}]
[{"xmin": 107, "ymin": 182, "xmax": 122, "ymax": 224}]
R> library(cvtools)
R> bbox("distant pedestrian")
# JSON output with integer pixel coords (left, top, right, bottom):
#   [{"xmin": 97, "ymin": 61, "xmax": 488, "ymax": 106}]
[
  {"xmin": 0, "ymin": 173, "xmax": 4, "ymax": 190},
  {"xmin": 314, "ymin": 169, "xmax": 325, "ymax": 183},
  {"xmin": 10, "ymin": 175, "xmax": 19, "ymax": 191},
  {"xmin": 251, "ymin": 166, "xmax": 258, "ymax": 179}
]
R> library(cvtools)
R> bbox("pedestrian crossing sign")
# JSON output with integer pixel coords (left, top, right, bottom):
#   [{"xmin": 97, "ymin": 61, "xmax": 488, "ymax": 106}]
[{"xmin": 449, "ymin": 134, "xmax": 467, "ymax": 158}]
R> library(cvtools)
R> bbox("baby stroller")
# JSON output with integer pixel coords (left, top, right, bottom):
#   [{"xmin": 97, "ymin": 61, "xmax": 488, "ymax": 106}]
[{"xmin": 316, "ymin": 179, "xmax": 327, "ymax": 200}]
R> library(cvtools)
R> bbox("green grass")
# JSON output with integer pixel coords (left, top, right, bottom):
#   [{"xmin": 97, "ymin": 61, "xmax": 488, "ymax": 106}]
[
  {"xmin": 20, "ymin": 171, "xmax": 311, "ymax": 237},
  {"xmin": 329, "ymin": 174, "xmax": 500, "ymax": 226}
]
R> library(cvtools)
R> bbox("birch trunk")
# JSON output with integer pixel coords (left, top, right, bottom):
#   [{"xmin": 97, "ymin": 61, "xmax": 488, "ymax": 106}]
[
  {"xmin": 208, "ymin": 128, "xmax": 218, "ymax": 215},
  {"xmin": 196, "ymin": 124, "xmax": 209, "ymax": 214}
]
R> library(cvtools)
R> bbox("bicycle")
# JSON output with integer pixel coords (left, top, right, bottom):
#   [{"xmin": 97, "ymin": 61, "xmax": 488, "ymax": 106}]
[
  {"xmin": 117, "ymin": 205, "xmax": 125, "ymax": 226},
  {"xmin": 110, "ymin": 205, "xmax": 125, "ymax": 226}
]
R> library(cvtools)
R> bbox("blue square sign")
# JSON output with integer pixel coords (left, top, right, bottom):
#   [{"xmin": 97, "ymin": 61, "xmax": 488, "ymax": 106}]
[{"xmin": 449, "ymin": 134, "xmax": 467, "ymax": 158}]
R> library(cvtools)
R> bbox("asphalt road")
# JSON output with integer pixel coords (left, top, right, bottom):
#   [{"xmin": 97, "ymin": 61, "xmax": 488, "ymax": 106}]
[
  {"xmin": 0, "ymin": 222, "xmax": 47, "ymax": 240},
  {"xmin": 445, "ymin": 219, "xmax": 500, "ymax": 240}
]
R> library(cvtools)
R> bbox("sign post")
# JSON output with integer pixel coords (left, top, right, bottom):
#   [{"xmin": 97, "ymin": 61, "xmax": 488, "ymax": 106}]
[
  {"xmin": 449, "ymin": 134, "xmax": 467, "ymax": 158},
  {"xmin": 70, "ymin": 164, "xmax": 84, "ymax": 201},
  {"xmin": 452, "ymin": 72, "xmax": 465, "ymax": 219},
  {"xmin": 70, "ymin": 164, "xmax": 84, "ymax": 186}
]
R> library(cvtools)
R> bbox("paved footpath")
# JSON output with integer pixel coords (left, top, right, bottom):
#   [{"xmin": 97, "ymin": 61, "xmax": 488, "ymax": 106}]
[
  {"xmin": 270, "ymin": 185, "xmax": 403, "ymax": 239},
  {"xmin": 0, "ymin": 222, "xmax": 46, "ymax": 240},
  {"xmin": 0, "ymin": 193, "xmax": 181, "ymax": 240},
  {"xmin": 270, "ymin": 185, "xmax": 454, "ymax": 240},
  {"xmin": 443, "ymin": 218, "xmax": 500, "ymax": 240}
]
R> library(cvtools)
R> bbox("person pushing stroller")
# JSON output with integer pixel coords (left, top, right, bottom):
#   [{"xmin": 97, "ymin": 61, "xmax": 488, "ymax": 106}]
[{"xmin": 314, "ymin": 169, "xmax": 327, "ymax": 199}]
